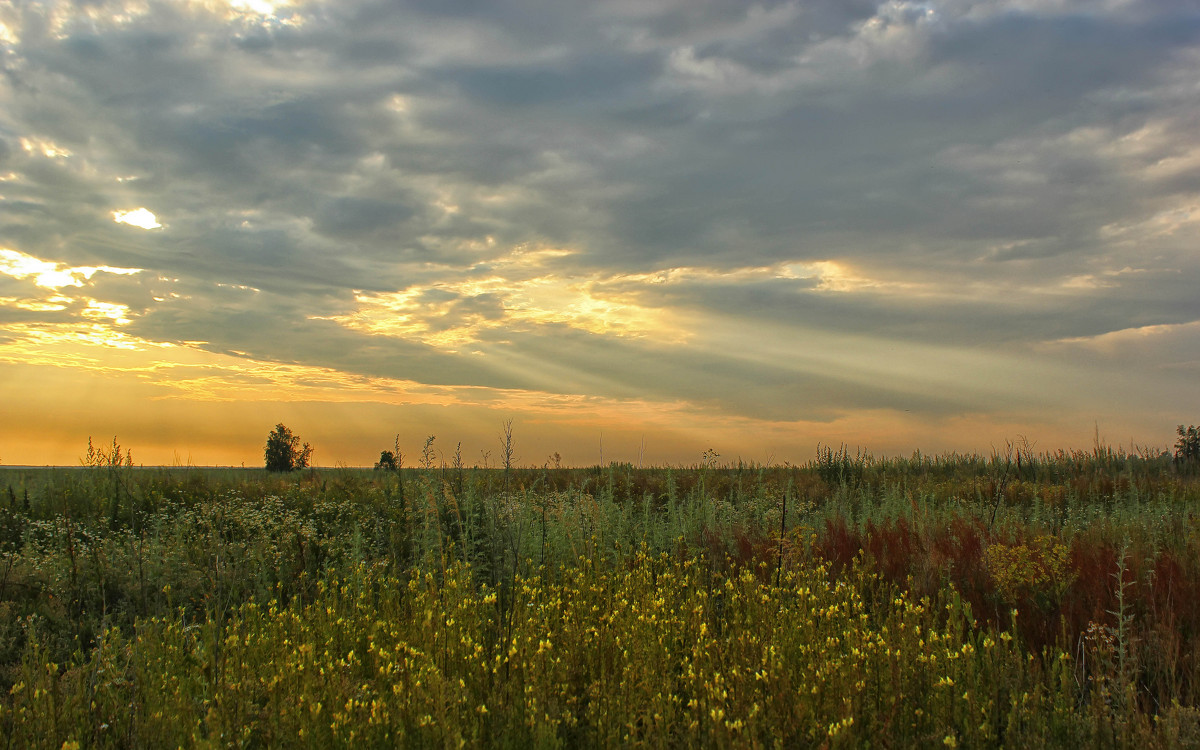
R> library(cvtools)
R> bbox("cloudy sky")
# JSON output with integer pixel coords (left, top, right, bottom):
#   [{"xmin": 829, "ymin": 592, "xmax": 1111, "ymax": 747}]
[{"xmin": 1, "ymin": 0, "xmax": 1198, "ymax": 466}]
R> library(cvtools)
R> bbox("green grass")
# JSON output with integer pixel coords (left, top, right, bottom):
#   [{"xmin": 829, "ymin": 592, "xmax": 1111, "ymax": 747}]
[{"xmin": 1, "ymin": 450, "xmax": 1199, "ymax": 747}]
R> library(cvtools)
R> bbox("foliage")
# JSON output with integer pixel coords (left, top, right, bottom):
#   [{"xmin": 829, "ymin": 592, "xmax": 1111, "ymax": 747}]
[
  {"xmin": 264, "ymin": 423, "xmax": 313, "ymax": 472},
  {"xmin": 1176, "ymin": 425, "xmax": 1200, "ymax": 464},
  {"xmin": 80, "ymin": 436, "xmax": 134, "ymax": 529},
  {"xmin": 80, "ymin": 436, "xmax": 132, "ymax": 468},
  {"xmin": 0, "ymin": 553, "xmax": 1093, "ymax": 748},
  {"xmin": 374, "ymin": 450, "xmax": 399, "ymax": 471},
  {"xmin": 2, "ymin": 444, "xmax": 1200, "ymax": 746},
  {"xmin": 419, "ymin": 435, "xmax": 437, "ymax": 470},
  {"xmin": 814, "ymin": 442, "xmax": 867, "ymax": 487},
  {"xmin": 984, "ymin": 533, "xmax": 1073, "ymax": 606},
  {"xmin": 500, "ymin": 421, "xmax": 517, "ymax": 472}
]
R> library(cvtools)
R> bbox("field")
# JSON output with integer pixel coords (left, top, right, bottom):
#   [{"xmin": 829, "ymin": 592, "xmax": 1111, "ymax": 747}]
[{"xmin": 2, "ymin": 445, "xmax": 1200, "ymax": 747}]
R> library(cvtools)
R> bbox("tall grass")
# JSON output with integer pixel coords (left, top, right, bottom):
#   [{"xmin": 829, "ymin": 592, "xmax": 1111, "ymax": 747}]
[{"xmin": 1, "ymin": 448, "xmax": 1199, "ymax": 746}]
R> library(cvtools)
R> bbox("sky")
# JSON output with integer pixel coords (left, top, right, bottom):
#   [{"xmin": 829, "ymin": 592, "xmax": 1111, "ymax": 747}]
[{"xmin": 1, "ymin": 0, "xmax": 1198, "ymax": 467}]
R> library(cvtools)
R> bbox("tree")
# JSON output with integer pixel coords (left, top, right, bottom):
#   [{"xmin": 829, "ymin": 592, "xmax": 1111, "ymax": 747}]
[
  {"xmin": 1176, "ymin": 425, "xmax": 1200, "ymax": 464},
  {"xmin": 375, "ymin": 450, "xmax": 399, "ymax": 471},
  {"xmin": 264, "ymin": 423, "xmax": 313, "ymax": 472}
]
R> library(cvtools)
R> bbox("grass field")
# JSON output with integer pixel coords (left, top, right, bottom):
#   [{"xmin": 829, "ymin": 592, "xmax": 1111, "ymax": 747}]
[{"xmin": 2, "ymin": 445, "xmax": 1200, "ymax": 747}]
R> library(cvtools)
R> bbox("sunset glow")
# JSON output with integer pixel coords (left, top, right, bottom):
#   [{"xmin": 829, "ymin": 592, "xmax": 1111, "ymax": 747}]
[
  {"xmin": 112, "ymin": 208, "xmax": 162, "ymax": 230},
  {"xmin": 0, "ymin": 1, "xmax": 1197, "ymax": 466}
]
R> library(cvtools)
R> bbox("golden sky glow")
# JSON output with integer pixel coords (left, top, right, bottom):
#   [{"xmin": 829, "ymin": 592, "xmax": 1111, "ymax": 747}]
[
  {"xmin": 228, "ymin": 0, "xmax": 291, "ymax": 15},
  {"xmin": 0, "ymin": 239, "xmax": 1174, "ymax": 465},
  {"xmin": 321, "ymin": 247, "xmax": 688, "ymax": 351},
  {"xmin": 0, "ymin": 248, "xmax": 142, "ymax": 290},
  {"xmin": 0, "ymin": 1, "xmax": 1197, "ymax": 465},
  {"xmin": 112, "ymin": 208, "xmax": 163, "ymax": 230}
]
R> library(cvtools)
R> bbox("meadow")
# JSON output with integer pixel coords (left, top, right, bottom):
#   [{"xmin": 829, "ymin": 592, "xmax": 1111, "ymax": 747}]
[{"xmin": 2, "ymin": 442, "xmax": 1200, "ymax": 747}]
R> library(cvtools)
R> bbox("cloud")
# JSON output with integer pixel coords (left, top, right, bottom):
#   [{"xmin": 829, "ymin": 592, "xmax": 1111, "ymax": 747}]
[
  {"xmin": 1, "ymin": 0, "xmax": 1199, "ymax": 462},
  {"xmin": 0, "ymin": 247, "xmax": 141, "ymax": 289},
  {"xmin": 113, "ymin": 207, "xmax": 161, "ymax": 229}
]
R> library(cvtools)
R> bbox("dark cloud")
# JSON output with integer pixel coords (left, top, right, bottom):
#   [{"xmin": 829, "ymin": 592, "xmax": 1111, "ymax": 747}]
[
  {"xmin": 449, "ymin": 52, "xmax": 661, "ymax": 107},
  {"xmin": 312, "ymin": 195, "xmax": 417, "ymax": 240}
]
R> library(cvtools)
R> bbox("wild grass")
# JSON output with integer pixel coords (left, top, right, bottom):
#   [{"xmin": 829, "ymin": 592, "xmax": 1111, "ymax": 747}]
[{"xmin": 0, "ymin": 446, "xmax": 1198, "ymax": 747}]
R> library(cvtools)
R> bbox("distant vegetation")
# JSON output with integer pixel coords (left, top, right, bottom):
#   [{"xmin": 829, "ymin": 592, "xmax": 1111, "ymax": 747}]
[
  {"xmin": 1177, "ymin": 424, "xmax": 1200, "ymax": 466},
  {"xmin": 2, "ymin": 430, "xmax": 1200, "ymax": 746},
  {"xmin": 263, "ymin": 423, "xmax": 313, "ymax": 473}
]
